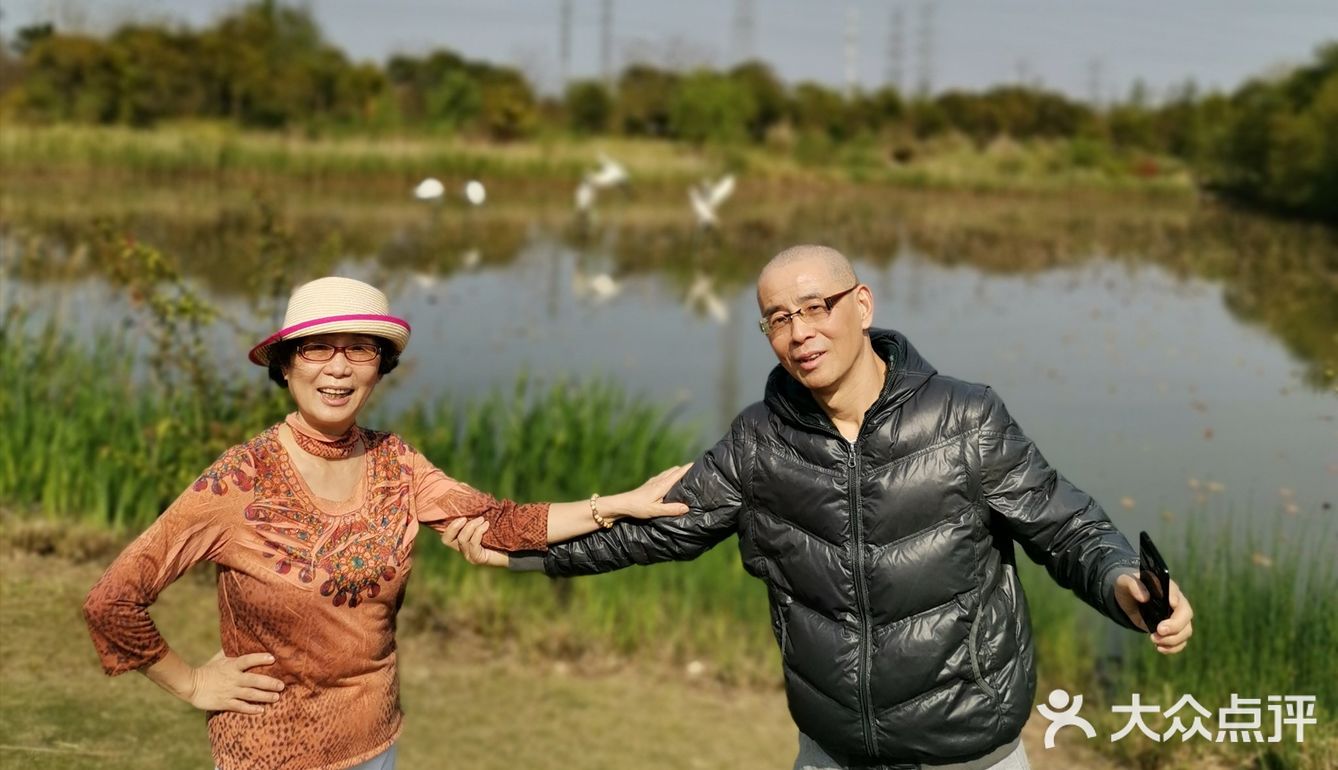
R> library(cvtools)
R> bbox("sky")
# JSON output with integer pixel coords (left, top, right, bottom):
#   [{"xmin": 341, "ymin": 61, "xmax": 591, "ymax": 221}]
[{"xmin": 3, "ymin": 0, "xmax": 1336, "ymax": 100}]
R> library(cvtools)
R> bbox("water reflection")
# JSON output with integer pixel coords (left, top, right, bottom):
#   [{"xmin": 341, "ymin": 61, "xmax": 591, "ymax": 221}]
[
  {"xmin": 2, "ymin": 188, "xmax": 1335, "ymax": 539},
  {"xmin": 11, "ymin": 189, "xmax": 1331, "ymax": 386}
]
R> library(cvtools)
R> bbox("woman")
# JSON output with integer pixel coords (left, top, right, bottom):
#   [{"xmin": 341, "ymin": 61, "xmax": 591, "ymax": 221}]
[{"xmin": 83, "ymin": 276, "xmax": 689, "ymax": 770}]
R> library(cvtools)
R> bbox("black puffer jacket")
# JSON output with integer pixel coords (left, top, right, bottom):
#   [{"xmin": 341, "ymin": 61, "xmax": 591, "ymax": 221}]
[{"xmin": 536, "ymin": 330, "xmax": 1141, "ymax": 768}]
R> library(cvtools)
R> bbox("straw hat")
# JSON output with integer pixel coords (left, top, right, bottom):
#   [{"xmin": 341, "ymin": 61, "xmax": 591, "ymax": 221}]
[{"xmin": 248, "ymin": 277, "xmax": 411, "ymax": 366}]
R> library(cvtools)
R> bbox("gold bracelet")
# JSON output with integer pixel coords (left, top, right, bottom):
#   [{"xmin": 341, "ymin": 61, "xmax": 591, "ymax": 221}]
[{"xmin": 590, "ymin": 493, "xmax": 613, "ymax": 529}]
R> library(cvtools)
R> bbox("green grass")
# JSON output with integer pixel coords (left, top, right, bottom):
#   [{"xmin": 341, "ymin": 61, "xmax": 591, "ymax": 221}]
[
  {"xmin": 1, "ymin": 316, "xmax": 697, "ymax": 531},
  {"xmin": 0, "ymin": 549, "xmax": 799, "ymax": 770},
  {"xmin": 1017, "ymin": 516, "xmax": 1337, "ymax": 770},
  {"xmin": 0, "ymin": 124, "xmax": 1195, "ymax": 195},
  {"xmin": 0, "ymin": 124, "xmax": 766, "ymax": 185},
  {"xmin": 0, "ymin": 314, "xmax": 779, "ymax": 680},
  {"xmin": 0, "ymin": 317, "xmax": 290, "ymax": 530},
  {"xmin": 1102, "ymin": 518, "xmax": 1337, "ymax": 770},
  {"xmin": 2, "ymin": 316, "xmax": 1333, "ymax": 768}
]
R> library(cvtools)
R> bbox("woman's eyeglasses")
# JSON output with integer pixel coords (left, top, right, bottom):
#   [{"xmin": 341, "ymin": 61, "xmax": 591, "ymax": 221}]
[{"xmin": 295, "ymin": 342, "xmax": 381, "ymax": 363}]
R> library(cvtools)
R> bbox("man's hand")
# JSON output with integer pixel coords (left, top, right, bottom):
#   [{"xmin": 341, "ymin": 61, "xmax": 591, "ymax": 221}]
[
  {"xmin": 600, "ymin": 464, "xmax": 694, "ymax": 521},
  {"xmin": 1114, "ymin": 573, "xmax": 1194, "ymax": 654},
  {"xmin": 439, "ymin": 517, "xmax": 508, "ymax": 567}
]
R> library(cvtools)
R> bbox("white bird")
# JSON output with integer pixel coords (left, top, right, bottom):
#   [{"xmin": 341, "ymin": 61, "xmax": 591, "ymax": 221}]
[
  {"xmin": 703, "ymin": 293, "xmax": 729, "ymax": 323},
  {"xmin": 574, "ymin": 270, "xmax": 621, "ymax": 302},
  {"xmin": 409, "ymin": 271, "xmax": 439, "ymax": 289},
  {"xmin": 686, "ymin": 272, "xmax": 730, "ymax": 324},
  {"xmin": 413, "ymin": 177, "xmax": 445, "ymax": 200},
  {"xmin": 575, "ymin": 180, "xmax": 596, "ymax": 213},
  {"xmin": 589, "ymin": 273, "xmax": 619, "ymax": 300},
  {"xmin": 588, "ymin": 152, "xmax": 629, "ymax": 189},
  {"xmin": 461, "ymin": 248, "xmax": 482, "ymax": 269},
  {"xmin": 464, "ymin": 179, "xmax": 486, "ymax": 206},
  {"xmin": 688, "ymin": 174, "xmax": 736, "ymax": 229}
]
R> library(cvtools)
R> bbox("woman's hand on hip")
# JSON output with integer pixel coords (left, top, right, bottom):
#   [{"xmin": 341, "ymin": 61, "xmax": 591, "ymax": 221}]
[{"xmin": 188, "ymin": 650, "xmax": 285, "ymax": 714}]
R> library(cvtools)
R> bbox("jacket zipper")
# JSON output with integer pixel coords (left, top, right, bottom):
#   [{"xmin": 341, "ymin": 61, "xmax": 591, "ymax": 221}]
[{"xmin": 848, "ymin": 443, "xmax": 876, "ymax": 758}]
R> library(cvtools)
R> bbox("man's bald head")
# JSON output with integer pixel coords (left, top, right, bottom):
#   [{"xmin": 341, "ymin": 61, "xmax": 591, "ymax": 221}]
[
  {"xmin": 755, "ymin": 244, "xmax": 877, "ymax": 398},
  {"xmin": 758, "ymin": 245, "xmax": 858, "ymax": 299}
]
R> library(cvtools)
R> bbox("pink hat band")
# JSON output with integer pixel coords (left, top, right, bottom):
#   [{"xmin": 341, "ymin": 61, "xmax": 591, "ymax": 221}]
[{"xmin": 248, "ymin": 278, "xmax": 411, "ymax": 366}]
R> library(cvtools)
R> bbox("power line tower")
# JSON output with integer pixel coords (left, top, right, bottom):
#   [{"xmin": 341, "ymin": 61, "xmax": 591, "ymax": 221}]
[
  {"xmin": 559, "ymin": 0, "xmax": 572, "ymax": 91},
  {"xmin": 885, "ymin": 5, "xmax": 906, "ymax": 93},
  {"xmin": 1087, "ymin": 56, "xmax": 1105, "ymax": 108},
  {"xmin": 732, "ymin": 0, "xmax": 755, "ymax": 65},
  {"xmin": 844, "ymin": 2, "xmax": 860, "ymax": 99},
  {"xmin": 915, "ymin": 1, "xmax": 934, "ymax": 98},
  {"xmin": 1015, "ymin": 57, "xmax": 1031, "ymax": 87},
  {"xmin": 600, "ymin": 0, "xmax": 614, "ymax": 90}
]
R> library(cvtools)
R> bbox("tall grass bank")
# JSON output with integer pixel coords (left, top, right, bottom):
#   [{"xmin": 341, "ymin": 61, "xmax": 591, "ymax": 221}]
[{"xmin": 1, "ymin": 315, "xmax": 1332, "ymax": 769}]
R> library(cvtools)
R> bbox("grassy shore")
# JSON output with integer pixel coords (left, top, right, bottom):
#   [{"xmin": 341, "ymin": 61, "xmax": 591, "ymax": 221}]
[
  {"xmin": 2, "ymin": 314, "xmax": 780, "ymax": 680},
  {"xmin": 0, "ymin": 546, "xmax": 798, "ymax": 770},
  {"xmin": 0, "ymin": 124, "xmax": 1195, "ymax": 196},
  {"xmin": 2, "ymin": 543, "xmax": 1146, "ymax": 770},
  {"xmin": 3, "ymin": 313, "xmax": 1335, "ymax": 768}
]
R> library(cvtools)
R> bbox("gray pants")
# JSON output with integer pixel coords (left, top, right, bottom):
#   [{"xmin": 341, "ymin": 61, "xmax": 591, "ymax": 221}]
[{"xmin": 794, "ymin": 734, "xmax": 1030, "ymax": 770}]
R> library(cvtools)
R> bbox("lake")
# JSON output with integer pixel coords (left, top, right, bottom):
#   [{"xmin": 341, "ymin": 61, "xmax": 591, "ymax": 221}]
[{"xmin": 3, "ymin": 180, "xmax": 1335, "ymax": 543}]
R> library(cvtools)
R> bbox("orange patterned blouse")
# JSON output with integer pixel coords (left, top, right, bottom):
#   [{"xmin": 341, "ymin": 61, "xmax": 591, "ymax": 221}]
[{"xmin": 83, "ymin": 422, "xmax": 549, "ymax": 770}]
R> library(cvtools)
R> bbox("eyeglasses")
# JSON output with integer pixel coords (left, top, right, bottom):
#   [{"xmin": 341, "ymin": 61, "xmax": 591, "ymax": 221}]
[
  {"xmin": 295, "ymin": 342, "xmax": 382, "ymax": 364},
  {"xmin": 758, "ymin": 285, "xmax": 859, "ymax": 336}
]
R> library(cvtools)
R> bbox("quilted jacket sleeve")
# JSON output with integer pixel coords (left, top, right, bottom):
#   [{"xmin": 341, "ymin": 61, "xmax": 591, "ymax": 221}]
[
  {"xmin": 514, "ymin": 425, "xmax": 747, "ymax": 577},
  {"xmin": 976, "ymin": 386, "xmax": 1143, "ymax": 631}
]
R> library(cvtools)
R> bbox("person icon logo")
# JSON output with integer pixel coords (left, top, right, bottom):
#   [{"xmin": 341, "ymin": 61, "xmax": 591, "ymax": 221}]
[{"xmin": 1035, "ymin": 688, "xmax": 1097, "ymax": 749}]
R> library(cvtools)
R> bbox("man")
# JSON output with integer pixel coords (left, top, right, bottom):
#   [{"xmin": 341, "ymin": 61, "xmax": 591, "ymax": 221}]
[{"xmin": 447, "ymin": 244, "xmax": 1194, "ymax": 770}]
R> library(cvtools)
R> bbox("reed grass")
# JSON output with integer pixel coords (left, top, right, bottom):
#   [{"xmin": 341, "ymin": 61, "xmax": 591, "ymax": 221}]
[
  {"xmin": 1102, "ymin": 517, "xmax": 1337, "ymax": 770},
  {"xmin": 2, "ymin": 315, "xmax": 1332, "ymax": 766},
  {"xmin": 0, "ymin": 124, "xmax": 749, "ymax": 185},
  {"xmin": 1, "ymin": 315, "xmax": 698, "ymax": 529},
  {"xmin": 0, "ymin": 313, "xmax": 779, "ymax": 681},
  {"xmin": 0, "ymin": 314, "xmax": 286, "ymax": 529},
  {"xmin": 0, "ymin": 124, "xmax": 1193, "ymax": 195},
  {"xmin": 1018, "ymin": 514, "xmax": 1337, "ymax": 770}
]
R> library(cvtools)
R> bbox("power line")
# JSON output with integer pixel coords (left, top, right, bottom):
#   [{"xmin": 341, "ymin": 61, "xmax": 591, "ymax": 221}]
[
  {"xmin": 559, "ymin": 0, "xmax": 572, "ymax": 90},
  {"xmin": 885, "ymin": 5, "xmax": 906, "ymax": 93},
  {"xmin": 731, "ymin": 0, "xmax": 755, "ymax": 65},
  {"xmin": 915, "ymin": 1, "xmax": 934, "ymax": 97},
  {"xmin": 1087, "ymin": 56, "xmax": 1105, "ymax": 107},
  {"xmin": 1015, "ymin": 57, "xmax": 1030, "ymax": 86},
  {"xmin": 600, "ymin": 0, "xmax": 614, "ymax": 90},
  {"xmin": 844, "ymin": 2, "xmax": 860, "ymax": 98}
]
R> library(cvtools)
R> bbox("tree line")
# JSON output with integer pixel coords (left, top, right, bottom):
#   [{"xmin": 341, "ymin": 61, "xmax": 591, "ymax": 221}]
[{"xmin": 0, "ymin": 1, "xmax": 1332, "ymax": 222}]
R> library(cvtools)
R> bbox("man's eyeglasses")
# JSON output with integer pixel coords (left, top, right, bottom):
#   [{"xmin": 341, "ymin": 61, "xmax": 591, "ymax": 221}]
[
  {"xmin": 758, "ymin": 285, "xmax": 859, "ymax": 336},
  {"xmin": 295, "ymin": 342, "xmax": 381, "ymax": 364}
]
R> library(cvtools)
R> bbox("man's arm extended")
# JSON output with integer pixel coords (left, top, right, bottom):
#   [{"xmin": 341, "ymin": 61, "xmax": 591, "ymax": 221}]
[
  {"xmin": 511, "ymin": 426, "xmax": 748, "ymax": 577},
  {"xmin": 976, "ymin": 386, "xmax": 1144, "ymax": 631}
]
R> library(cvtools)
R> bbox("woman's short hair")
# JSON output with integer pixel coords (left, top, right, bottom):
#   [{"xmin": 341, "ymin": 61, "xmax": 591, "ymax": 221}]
[{"xmin": 266, "ymin": 336, "xmax": 401, "ymax": 388}]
